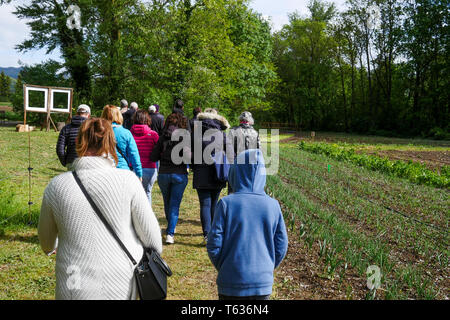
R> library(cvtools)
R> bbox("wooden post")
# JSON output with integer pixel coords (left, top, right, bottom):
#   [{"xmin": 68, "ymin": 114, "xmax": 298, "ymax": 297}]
[{"xmin": 23, "ymin": 84, "xmax": 27, "ymax": 126}]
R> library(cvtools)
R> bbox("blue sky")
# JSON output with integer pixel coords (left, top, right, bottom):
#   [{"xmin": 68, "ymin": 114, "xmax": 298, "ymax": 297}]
[{"xmin": 0, "ymin": 0, "xmax": 346, "ymax": 68}]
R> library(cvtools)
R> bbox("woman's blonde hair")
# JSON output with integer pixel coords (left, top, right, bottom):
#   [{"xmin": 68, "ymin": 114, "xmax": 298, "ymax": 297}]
[
  {"xmin": 101, "ymin": 104, "xmax": 123, "ymax": 125},
  {"xmin": 76, "ymin": 118, "xmax": 118, "ymax": 165}
]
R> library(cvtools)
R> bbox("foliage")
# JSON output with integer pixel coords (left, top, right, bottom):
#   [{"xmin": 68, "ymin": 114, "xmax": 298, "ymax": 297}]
[
  {"xmin": 266, "ymin": 0, "xmax": 449, "ymax": 138},
  {"xmin": 298, "ymin": 141, "xmax": 449, "ymax": 188}
]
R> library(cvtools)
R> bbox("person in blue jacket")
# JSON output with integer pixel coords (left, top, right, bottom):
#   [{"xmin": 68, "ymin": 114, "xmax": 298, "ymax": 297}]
[
  {"xmin": 101, "ymin": 105, "xmax": 143, "ymax": 180},
  {"xmin": 206, "ymin": 149, "xmax": 288, "ymax": 300}
]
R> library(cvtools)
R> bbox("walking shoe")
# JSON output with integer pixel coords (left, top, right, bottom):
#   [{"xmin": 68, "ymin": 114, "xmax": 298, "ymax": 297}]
[{"xmin": 166, "ymin": 235, "xmax": 174, "ymax": 244}]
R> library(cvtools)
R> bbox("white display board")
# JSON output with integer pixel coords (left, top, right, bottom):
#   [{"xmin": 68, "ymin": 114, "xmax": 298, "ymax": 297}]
[
  {"xmin": 23, "ymin": 84, "xmax": 73, "ymax": 130},
  {"xmin": 25, "ymin": 86, "xmax": 48, "ymax": 113},
  {"xmin": 49, "ymin": 88, "xmax": 72, "ymax": 113}
]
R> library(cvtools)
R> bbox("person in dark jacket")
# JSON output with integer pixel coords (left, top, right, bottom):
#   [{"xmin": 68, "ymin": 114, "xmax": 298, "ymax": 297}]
[
  {"xmin": 123, "ymin": 102, "xmax": 138, "ymax": 130},
  {"xmin": 150, "ymin": 112, "xmax": 190, "ymax": 245},
  {"xmin": 172, "ymin": 99, "xmax": 191, "ymax": 133},
  {"xmin": 189, "ymin": 107, "xmax": 202, "ymax": 132},
  {"xmin": 56, "ymin": 104, "xmax": 91, "ymax": 169},
  {"xmin": 148, "ymin": 104, "xmax": 165, "ymax": 136},
  {"xmin": 191, "ymin": 108, "xmax": 230, "ymax": 243}
]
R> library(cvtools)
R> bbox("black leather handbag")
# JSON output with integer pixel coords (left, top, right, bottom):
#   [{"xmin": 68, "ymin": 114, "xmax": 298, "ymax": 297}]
[{"xmin": 72, "ymin": 171, "xmax": 172, "ymax": 300}]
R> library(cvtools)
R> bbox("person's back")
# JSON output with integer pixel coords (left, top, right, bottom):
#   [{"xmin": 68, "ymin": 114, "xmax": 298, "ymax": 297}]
[
  {"xmin": 123, "ymin": 102, "xmax": 138, "ymax": 130},
  {"xmin": 228, "ymin": 111, "xmax": 260, "ymax": 159},
  {"xmin": 206, "ymin": 149, "xmax": 288, "ymax": 299},
  {"xmin": 56, "ymin": 105, "xmax": 90, "ymax": 167},
  {"xmin": 39, "ymin": 118, "xmax": 162, "ymax": 300},
  {"xmin": 149, "ymin": 105, "xmax": 165, "ymax": 136}
]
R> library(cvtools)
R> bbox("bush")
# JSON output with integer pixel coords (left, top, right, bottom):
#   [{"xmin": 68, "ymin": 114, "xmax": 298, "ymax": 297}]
[{"xmin": 427, "ymin": 127, "xmax": 450, "ymax": 141}]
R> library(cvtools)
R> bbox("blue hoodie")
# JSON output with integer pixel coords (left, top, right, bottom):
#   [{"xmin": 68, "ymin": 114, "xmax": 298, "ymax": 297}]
[
  {"xmin": 112, "ymin": 122, "xmax": 143, "ymax": 178},
  {"xmin": 206, "ymin": 149, "xmax": 288, "ymax": 297}
]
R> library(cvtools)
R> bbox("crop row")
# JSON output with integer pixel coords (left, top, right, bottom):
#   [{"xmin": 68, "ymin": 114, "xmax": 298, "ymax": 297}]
[{"xmin": 298, "ymin": 141, "xmax": 450, "ymax": 188}]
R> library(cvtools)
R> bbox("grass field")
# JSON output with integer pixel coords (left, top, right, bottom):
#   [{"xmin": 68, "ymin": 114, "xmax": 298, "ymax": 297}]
[{"xmin": 0, "ymin": 126, "xmax": 448, "ymax": 300}]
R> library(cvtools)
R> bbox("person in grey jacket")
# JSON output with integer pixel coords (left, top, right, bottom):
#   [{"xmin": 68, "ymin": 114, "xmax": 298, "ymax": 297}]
[
  {"xmin": 227, "ymin": 111, "xmax": 260, "ymax": 193},
  {"xmin": 56, "ymin": 104, "xmax": 91, "ymax": 168}
]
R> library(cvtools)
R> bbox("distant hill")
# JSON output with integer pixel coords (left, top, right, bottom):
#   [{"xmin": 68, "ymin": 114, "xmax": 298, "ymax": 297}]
[{"xmin": 0, "ymin": 67, "xmax": 22, "ymax": 79}]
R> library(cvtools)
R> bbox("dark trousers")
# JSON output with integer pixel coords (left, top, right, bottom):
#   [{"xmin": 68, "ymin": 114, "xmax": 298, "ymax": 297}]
[
  {"xmin": 218, "ymin": 294, "xmax": 271, "ymax": 300},
  {"xmin": 197, "ymin": 189, "xmax": 221, "ymax": 237}
]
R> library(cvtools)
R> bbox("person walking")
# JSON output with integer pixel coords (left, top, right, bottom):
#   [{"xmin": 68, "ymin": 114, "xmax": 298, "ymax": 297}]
[
  {"xmin": 227, "ymin": 111, "xmax": 260, "ymax": 193},
  {"xmin": 56, "ymin": 104, "xmax": 91, "ymax": 169},
  {"xmin": 130, "ymin": 110, "xmax": 159, "ymax": 206},
  {"xmin": 189, "ymin": 107, "xmax": 202, "ymax": 132},
  {"xmin": 150, "ymin": 112, "xmax": 190, "ymax": 244},
  {"xmin": 206, "ymin": 149, "xmax": 288, "ymax": 300},
  {"xmin": 148, "ymin": 104, "xmax": 165, "ymax": 136},
  {"xmin": 101, "ymin": 105, "xmax": 142, "ymax": 180},
  {"xmin": 123, "ymin": 102, "xmax": 138, "ymax": 130},
  {"xmin": 191, "ymin": 108, "xmax": 230, "ymax": 243},
  {"xmin": 120, "ymin": 99, "xmax": 129, "ymax": 114},
  {"xmin": 39, "ymin": 118, "xmax": 162, "ymax": 300}
]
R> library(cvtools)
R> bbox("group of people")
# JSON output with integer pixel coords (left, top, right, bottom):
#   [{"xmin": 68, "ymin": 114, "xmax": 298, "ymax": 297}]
[{"xmin": 44, "ymin": 98, "xmax": 288, "ymax": 300}]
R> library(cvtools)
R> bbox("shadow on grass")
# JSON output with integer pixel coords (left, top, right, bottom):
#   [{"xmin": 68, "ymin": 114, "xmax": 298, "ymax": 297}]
[{"xmin": 0, "ymin": 232, "xmax": 39, "ymax": 245}]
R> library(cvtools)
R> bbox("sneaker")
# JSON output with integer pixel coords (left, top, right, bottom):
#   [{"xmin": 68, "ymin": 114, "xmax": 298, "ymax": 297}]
[{"xmin": 165, "ymin": 235, "xmax": 174, "ymax": 244}]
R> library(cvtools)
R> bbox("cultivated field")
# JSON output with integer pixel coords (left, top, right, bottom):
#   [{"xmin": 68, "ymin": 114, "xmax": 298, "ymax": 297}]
[{"xmin": 0, "ymin": 127, "xmax": 448, "ymax": 299}]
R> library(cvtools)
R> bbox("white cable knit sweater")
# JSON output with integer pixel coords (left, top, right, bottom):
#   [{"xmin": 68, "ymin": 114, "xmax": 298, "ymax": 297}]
[{"xmin": 38, "ymin": 156, "xmax": 162, "ymax": 300}]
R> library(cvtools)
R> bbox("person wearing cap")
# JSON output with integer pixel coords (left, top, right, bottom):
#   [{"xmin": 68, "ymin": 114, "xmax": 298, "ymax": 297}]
[
  {"xmin": 123, "ymin": 101, "xmax": 138, "ymax": 130},
  {"xmin": 56, "ymin": 104, "xmax": 91, "ymax": 169},
  {"xmin": 148, "ymin": 104, "xmax": 165, "ymax": 136}
]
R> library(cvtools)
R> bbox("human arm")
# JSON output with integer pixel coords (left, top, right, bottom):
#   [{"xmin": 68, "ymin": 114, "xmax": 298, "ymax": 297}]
[
  {"xmin": 130, "ymin": 176, "xmax": 162, "ymax": 254},
  {"xmin": 126, "ymin": 132, "xmax": 143, "ymax": 178},
  {"xmin": 274, "ymin": 203, "xmax": 288, "ymax": 269},
  {"xmin": 206, "ymin": 200, "xmax": 227, "ymax": 271},
  {"xmin": 38, "ymin": 187, "xmax": 59, "ymax": 255},
  {"xmin": 56, "ymin": 127, "xmax": 68, "ymax": 166}
]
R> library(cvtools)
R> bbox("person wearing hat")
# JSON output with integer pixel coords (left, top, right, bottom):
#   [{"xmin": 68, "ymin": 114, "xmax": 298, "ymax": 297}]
[
  {"xmin": 56, "ymin": 104, "xmax": 91, "ymax": 169},
  {"xmin": 148, "ymin": 104, "xmax": 165, "ymax": 136}
]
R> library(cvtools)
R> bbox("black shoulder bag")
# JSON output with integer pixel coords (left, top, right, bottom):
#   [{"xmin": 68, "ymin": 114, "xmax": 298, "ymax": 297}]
[{"xmin": 72, "ymin": 171, "xmax": 172, "ymax": 300}]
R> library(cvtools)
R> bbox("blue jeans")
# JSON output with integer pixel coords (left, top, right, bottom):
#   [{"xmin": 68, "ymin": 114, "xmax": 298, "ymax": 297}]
[
  {"xmin": 157, "ymin": 173, "xmax": 188, "ymax": 236},
  {"xmin": 197, "ymin": 189, "xmax": 221, "ymax": 237},
  {"xmin": 142, "ymin": 168, "xmax": 157, "ymax": 206}
]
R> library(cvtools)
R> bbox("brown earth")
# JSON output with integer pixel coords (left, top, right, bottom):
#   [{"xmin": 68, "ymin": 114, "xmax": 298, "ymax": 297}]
[{"xmin": 362, "ymin": 149, "xmax": 450, "ymax": 172}]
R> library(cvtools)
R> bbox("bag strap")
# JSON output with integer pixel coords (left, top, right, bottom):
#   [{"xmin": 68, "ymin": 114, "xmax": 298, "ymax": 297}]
[{"xmin": 72, "ymin": 171, "xmax": 137, "ymax": 265}]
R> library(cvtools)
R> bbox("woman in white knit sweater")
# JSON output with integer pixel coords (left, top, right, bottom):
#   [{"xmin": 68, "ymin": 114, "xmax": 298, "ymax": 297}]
[{"xmin": 38, "ymin": 118, "xmax": 162, "ymax": 300}]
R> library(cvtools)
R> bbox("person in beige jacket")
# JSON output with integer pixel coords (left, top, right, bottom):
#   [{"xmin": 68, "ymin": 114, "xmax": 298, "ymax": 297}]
[{"xmin": 39, "ymin": 118, "xmax": 162, "ymax": 300}]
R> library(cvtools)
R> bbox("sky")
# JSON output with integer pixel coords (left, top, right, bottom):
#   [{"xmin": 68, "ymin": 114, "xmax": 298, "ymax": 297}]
[{"xmin": 0, "ymin": 0, "xmax": 347, "ymax": 68}]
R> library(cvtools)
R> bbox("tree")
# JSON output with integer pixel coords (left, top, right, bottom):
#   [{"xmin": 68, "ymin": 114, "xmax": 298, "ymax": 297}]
[{"xmin": 13, "ymin": 0, "xmax": 93, "ymax": 103}]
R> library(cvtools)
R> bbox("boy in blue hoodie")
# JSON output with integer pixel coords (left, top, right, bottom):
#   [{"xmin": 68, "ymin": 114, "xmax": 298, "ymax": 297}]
[{"xmin": 206, "ymin": 149, "xmax": 288, "ymax": 300}]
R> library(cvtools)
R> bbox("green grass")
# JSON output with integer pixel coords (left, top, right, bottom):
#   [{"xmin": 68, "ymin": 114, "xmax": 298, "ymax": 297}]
[
  {"xmin": 1, "ymin": 127, "xmax": 448, "ymax": 300},
  {"xmin": 0, "ymin": 126, "xmax": 285, "ymax": 300}
]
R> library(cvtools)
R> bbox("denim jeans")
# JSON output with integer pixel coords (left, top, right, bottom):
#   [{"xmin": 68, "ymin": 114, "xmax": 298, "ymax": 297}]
[
  {"xmin": 197, "ymin": 189, "xmax": 221, "ymax": 237},
  {"xmin": 218, "ymin": 294, "xmax": 270, "ymax": 300},
  {"xmin": 142, "ymin": 168, "xmax": 157, "ymax": 206},
  {"xmin": 157, "ymin": 173, "xmax": 188, "ymax": 236}
]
